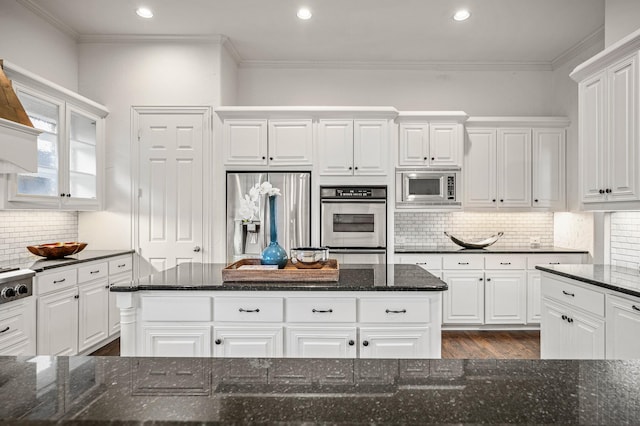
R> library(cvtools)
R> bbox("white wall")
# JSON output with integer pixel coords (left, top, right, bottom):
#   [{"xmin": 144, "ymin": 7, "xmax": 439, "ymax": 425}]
[
  {"xmin": 605, "ymin": 0, "xmax": 640, "ymax": 47},
  {"xmin": 237, "ymin": 67, "xmax": 553, "ymax": 115},
  {"xmin": 220, "ymin": 43, "xmax": 238, "ymax": 106},
  {"xmin": 0, "ymin": 0, "xmax": 78, "ymax": 90},
  {"xmin": 77, "ymin": 41, "xmax": 222, "ymax": 251}
]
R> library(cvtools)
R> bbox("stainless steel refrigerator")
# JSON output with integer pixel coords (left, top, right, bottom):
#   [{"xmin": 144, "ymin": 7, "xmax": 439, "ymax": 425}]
[{"xmin": 226, "ymin": 172, "xmax": 311, "ymax": 262}]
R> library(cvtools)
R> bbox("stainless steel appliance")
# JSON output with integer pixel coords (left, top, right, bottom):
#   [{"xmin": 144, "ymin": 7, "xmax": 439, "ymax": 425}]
[
  {"xmin": 226, "ymin": 172, "xmax": 311, "ymax": 262},
  {"xmin": 0, "ymin": 268, "xmax": 34, "ymax": 305},
  {"xmin": 395, "ymin": 169, "xmax": 461, "ymax": 208},
  {"xmin": 320, "ymin": 186, "xmax": 387, "ymax": 264}
]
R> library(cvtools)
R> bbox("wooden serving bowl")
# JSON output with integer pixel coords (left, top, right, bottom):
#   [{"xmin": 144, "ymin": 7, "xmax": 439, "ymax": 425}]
[{"xmin": 27, "ymin": 242, "xmax": 87, "ymax": 259}]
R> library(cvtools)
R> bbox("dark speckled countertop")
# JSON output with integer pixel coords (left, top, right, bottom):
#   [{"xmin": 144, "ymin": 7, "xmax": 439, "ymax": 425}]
[
  {"xmin": 111, "ymin": 262, "xmax": 447, "ymax": 292},
  {"xmin": 1, "ymin": 356, "xmax": 639, "ymax": 424},
  {"xmin": 536, "ymin": 264, "xmax": 640, "ymax": 298},
  {"xmin": 395, "ymin": 245, "xmax": 588, "ymax": 254},
  {"xmin": 6, "ymin": 250, "xmax": 135, "ymax": 273}
]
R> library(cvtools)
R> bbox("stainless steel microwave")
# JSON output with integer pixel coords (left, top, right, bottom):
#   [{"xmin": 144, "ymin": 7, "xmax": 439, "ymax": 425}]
[{"xmin": 395, "ymin": 169, "xmax": 461, "ymax": 208}]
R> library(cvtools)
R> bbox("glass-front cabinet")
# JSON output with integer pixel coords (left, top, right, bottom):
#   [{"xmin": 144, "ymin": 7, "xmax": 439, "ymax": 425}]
[{"xmin": 5, "ymin": 80, "xmax": 107, "ymax": 210}]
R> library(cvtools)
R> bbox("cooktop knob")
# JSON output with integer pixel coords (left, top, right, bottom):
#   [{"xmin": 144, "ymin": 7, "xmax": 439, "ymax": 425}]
[
  {"xmin": 15, "ymin": 284, "xmax": 29, "ymax": 295},
  {"xmin": 1, "ymin": 287, "xmax": 16, "ymax": 299}
]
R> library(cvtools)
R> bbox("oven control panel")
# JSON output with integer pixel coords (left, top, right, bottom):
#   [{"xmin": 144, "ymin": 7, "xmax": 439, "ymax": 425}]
[
  {"xmin": 446, "ymin": 176, "xmax": 456, "ymax": 200},
  {"xmin": 0, "ymin": 270, "xmax": 35, "ymax": 305},
  {"xmin": 320, "ymin": 186, "xmax": 387, "ymax": 200}
]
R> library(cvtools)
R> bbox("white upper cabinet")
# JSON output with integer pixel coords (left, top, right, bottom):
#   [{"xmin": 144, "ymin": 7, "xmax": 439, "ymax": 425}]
[
  {"xmin": 397, "ymin": 112, "xmax": 466, "ymax": 167},
  {"xmin": 464, "ymin": 118, "xmax": 568, "ymax": 211},
  {"xmin": 4, "ymin": 81, "xmax": 107, "ymax": 210},
  {"xmin": 571, "ymin": 29, "xmax": 640, "ymax": 209},
  {"xmin": 319, "ymin": 119, "xmax": 388, "ymax": 176},
  {"xmin": 223, "ymin": 118, "xmax": 312, "ymax": 167}
]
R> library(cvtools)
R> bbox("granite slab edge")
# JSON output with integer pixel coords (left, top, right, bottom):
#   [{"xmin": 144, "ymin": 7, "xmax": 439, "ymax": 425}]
[
  {"xmin": 28, "ymin": 249, "xmax": 135, "ymax": 272},
  {"xmin": 395, "ymin": 246, "xmax": 589, "ymax": 254},
  {"xmin": 536, "ymin": 265, "xmax": 640, "ymax": 299},
  {"xmin": 110, "ymin": 282, "xmax": 449, "ymax": 292}
]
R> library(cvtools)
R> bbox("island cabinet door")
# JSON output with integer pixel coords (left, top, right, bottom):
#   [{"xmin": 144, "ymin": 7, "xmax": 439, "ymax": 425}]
[
  {"xmin": 213, "ymin": 326, "xmax": 283, "ymax": 358},
  {"xmin": 442, "ymin": 272, "xmax": 484, "ymax": 324},
  {"xmin": 359, "ymin": 327, "xmax": 431, "ymax": 359},
  {"xmin": 286, "ymin": 327, "xmax": 357, "ymax": 358},
  {"xmin": 141, "ymin": 325, "xmax": 211, "ymax": 357}
]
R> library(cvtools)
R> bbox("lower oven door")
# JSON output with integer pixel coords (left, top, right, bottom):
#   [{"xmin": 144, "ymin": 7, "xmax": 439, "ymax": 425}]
[
  {"xmin": 328, "ymin": 249, "xmax": 386, "ymax": 265},
  {"xmin": 321, "ymin": 201, "xmax": 386, "ymax": 248}
]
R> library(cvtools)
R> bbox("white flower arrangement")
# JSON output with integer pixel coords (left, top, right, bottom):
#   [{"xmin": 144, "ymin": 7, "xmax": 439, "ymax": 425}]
[{"xmin": 238, "ymin": 181, "xmax": 281, "ymax": 222}]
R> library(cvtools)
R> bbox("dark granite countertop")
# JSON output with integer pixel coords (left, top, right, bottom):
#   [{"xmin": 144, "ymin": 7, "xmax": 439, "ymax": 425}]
[
  {"xmin": 1, "ymin": 356, "xmax": 639, "ymax": 424},
  {"xmin": 18, "ymin": 250, "xmax": 135, "ymax": 272},
  {"xmin": 395, "ymin": 245, "xmax": 588, "ymax": 254},
  {"xmin": 536, "ymin": 264, "xmax": 640, "ymax": 298},
  {"xmin": 111, "ymin": 262, "xmax": 447, "ymax": 292}
]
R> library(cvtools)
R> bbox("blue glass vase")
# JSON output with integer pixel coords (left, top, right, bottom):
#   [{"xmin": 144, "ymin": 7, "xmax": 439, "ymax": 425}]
[{"xmin": 261, "ymin": 195, "xmax": 288, "ymax": 269}]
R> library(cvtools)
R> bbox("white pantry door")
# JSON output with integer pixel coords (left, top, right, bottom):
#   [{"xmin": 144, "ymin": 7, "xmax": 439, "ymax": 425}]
[{"xmin": 135, "ymin": 108, "xmax": 208, "ymax": 276}]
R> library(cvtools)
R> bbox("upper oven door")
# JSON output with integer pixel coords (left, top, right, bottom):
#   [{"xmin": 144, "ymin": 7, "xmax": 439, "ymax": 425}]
[
  {"xmin": 321, "ymin": 201, "xmax": 386, "ymax": 248},
  {"xmin": 402, "ymin": 173, "xmax": 446, "ymax": 202}
]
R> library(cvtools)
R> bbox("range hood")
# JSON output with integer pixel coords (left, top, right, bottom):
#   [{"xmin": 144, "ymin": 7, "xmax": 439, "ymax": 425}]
[{"xmin": 0, "ymin": 60, "xmax": 41, "ymax": 173}]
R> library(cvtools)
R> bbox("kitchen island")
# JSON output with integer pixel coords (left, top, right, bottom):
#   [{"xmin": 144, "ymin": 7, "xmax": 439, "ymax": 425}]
[
  {"xmin": 111, "ymin": 263, "xmax": 447, "ymax": 358},
  {"xmin": 1, "ymin": 355, "xmax": 639, "ymax": 424}
]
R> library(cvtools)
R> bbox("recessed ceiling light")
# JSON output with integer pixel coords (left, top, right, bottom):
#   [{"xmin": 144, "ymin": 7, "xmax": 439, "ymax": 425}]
[
  {"xmin": 136, "ymin": 7, "xmax": 153, "ymax": 19},
  {"xmin": 297, "ymin": 8, "xmax": 312, "ymax": 20},
  {"xmin": 453, "ymin": 9, "xmax": 471, "ymax": 21}
]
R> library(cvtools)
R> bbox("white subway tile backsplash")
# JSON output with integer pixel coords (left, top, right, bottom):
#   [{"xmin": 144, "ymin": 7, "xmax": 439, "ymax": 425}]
[
  {"xmin": 395, "ymin": 212, "xmax": 554, "ymax": 247},
  {"xmin": 610, "ymin": 211, "xmax": 640, "ymax": 269},
  {"xmin": 0, "ymin": 211, "xmax": 78, "ymax": 265}
]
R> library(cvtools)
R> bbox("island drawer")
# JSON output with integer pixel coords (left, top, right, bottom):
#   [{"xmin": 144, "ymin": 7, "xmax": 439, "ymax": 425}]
[
  {"xmin": 36, "ymin": 268, "xmax": 77, "ymax": 295},
  {"xmin": 396, "ymin": 254, "xmax": 442, "ymax": 271},
  {"xmin": 527, "ymin": 254, "xmax": 584, "ymax": 270},
  {"xmin": 78, "ymin": 262, "xmax": 108, "ymax": 283},
  {"xmin": 358, "ymin": 298, "xmax": 431, "ymax": 323},
  {"xmin": 286, "ymin": 298, "xmax": 356, "ymax": 323},
  {"xmin": 214, "ymin": 297, "xmax": 283, "ymax": 322},
  {"xmin": 485, "ymin": 255, "xmax": 526, "ymax": 270},
  {"xmin": 142, "ymin": 296, "xmax": 212, "ymax": 322},
  {"xmin": 443, "ymin": 255, "xmax": 484, "ymax": 270},
  {"xmin": 541, "ymin": 276, "xmax": 604, "ymax": 317},
  {"xmin": 109, "ymin": 256, "xmax": 133, "ymax": 275}
]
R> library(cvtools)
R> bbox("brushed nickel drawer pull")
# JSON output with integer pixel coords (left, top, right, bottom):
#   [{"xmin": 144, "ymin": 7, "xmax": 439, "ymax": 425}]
[
  {"xmin": 90, "ymin": 270, "xmax": 100, "ymax": 274},
  {"xmin": 500, "ymin": 262, "xmax": 511, "ymax": 265},
  {"xmin": 0, "ymin": 326, "xmax": 9, "ymax": 333},
  {"xmin": 549, "ymin": 262, "xmax": 561, "ymax": 265},
  {"xmin": 53, "ymin": 278, "xmax": 66, "ymax": 284},
  {"xmin": 458, "ymin": 262, "xmax": 469, "ymax": 265},
  {"xmin": 562, "ymin": 290, "xmax": 575, "ymax": 297},
  {"xmin": 632, "ymin": 305, "xmax": 640, "ymax": 312},
  {"xmin": 118, "ymin": 264, "xmax": 126, "ymax": 268},
  {"xmin": 312, "ymin": 308, "xmax": 333, "ymax": 313},
  {"xmin": 385, "ymin": 309, "xmax": 407, "ymax": 314},
  {"xmin": 239, "ymin": 308, "xmax": 260, "ymax": 313}
]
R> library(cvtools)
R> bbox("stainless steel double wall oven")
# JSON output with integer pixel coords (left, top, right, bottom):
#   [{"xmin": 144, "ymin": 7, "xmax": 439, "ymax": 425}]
[{"xmin": 320, "ymin": 186, "xmax": 387, "ymax": 264}]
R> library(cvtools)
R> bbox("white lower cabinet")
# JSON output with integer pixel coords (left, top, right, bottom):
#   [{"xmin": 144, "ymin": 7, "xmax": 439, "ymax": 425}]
[
  {"xmin": 213, "ymin": 326, "xmax": 283, "ymax": 358},
  {"xmin": 286, "ymin": 326, "xmax": 357, "ymax": 358},
  {"xmin": 484, "ymin": 271, "xmax": 526, "ymax": 324},
  {"xmin": 606, "ymin": 294, "xmax": 640, "ymax": 359},
  {"xmin": 442, "ymin": 272, "xmax": 484, "ymax": 324},
  {"xmin": 0, "ymin": 297, "xmax": 36, "ymax": 356},
  {"xmin": 359, "ymin": 327, "xmax": 431, "ymax": 359},
  {"xmin": 38, "ymin": 287, "xmax": 79, "ymax": 356},
  {"xmin": 78, "ymin": 279, "xmax": 110, "ymax": 352},
  {"xmin": 526, "ymin": 271, "xmax": 542, "ymax": 323},
  {"xmin": 142, "ymin": 325, "xmax": 211, "ymax": 357}
]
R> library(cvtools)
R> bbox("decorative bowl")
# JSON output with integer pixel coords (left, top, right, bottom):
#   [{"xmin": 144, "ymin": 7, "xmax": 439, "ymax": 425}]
[
  {"xmin": 27, "ymin": 242, "xmax": 87, "ymax": 259},
  {"xmin": 290, "ymin": 247, "xmax": 330, "ymax": 269},
  {"xmin": 444, "ymin": 232, "xmax": 504, "ymax": 249}
]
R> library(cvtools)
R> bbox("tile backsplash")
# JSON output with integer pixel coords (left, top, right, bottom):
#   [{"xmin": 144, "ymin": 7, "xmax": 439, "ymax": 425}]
[
  {"xmin": 610, "ymin": 211, "xmax": 640, "ymax": 269},
  {"xmin": 394, "ymin": 212, "xmax": 554, "ymax": 247},
  {"xmin": 0, "ymin": 211, "xmax": 78, "ymax": 265}
]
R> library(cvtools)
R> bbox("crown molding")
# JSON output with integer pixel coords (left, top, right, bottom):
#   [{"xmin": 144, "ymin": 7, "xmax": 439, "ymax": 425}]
[
  {"xmin": 466, "ymin": 116, "xmax": 570, "ymax": 128},
  {"xmin": 16, "ymin": 0, "xmax": 79, "ymax": 39},
  {"xmin": 77, "ymin": 34, "xmax": 226, "ymax": 44},
  {"xmin": 220, "ymin": 36, "xmax": 243, "ymax": 65},
  {"xmin": 551, "ymin": 26, "xmax": 605, "ymax": 70},
  {"xmin": 238, "ymin": 60, "xmax": 553, "ymax": 72}
]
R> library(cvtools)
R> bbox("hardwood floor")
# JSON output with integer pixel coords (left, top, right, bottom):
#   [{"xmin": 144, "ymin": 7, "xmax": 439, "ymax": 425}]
[{"xmin": 89, "ymin": 331, "xmax": 540, "ymax": 358}]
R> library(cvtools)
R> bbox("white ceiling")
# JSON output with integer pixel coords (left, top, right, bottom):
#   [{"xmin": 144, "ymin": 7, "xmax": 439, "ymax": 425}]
[{"xmin": 21, "ymin": 0, "xmax": 605, "ymax": 66}]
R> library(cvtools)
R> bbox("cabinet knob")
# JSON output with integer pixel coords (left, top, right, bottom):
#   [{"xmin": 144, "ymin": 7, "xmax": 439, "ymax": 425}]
[
  {"xmin": 262, "ymin": 156, "xmax": 266, "ymax": 160},
  {"xmin": 431, "ymin": 157, "xmax": 435, "ymax": 161},
  {"xmin": 605, "ymin": 188, "xmax": 612, "ymax": 194},
  {"xmin": 348, "ymin": 340, "xmax": 355, "ymax": 346},
  {"xmin": 66, "ymin": 193, "xmax": 71, "ymax": 197},
  {"xmin": 74, "ymin": 295, "xmax": 79, "ymax": 299},
  {"xmin": 269, "ymin": 157, "xmax": 274, "ymax": 161},
  {"xmin": 105, "ymin": 285, "xmax": 110, "ymax": 289},
  {"xmin": 348, "ymin": 166, "xmax": 353, "ymax": 170},
  {"xmin": 500, "ymin": 199, "xmax": 504, "ymax": 203},
  {"xmin": 423, "ymin": 157, "xmax": 428, "ymax": 160},
  {"xmin": 486, "ymin": 278, "xmax": 491, "ymax": 282},
  {"xmin": 561, "ymin": 314, "xmax": 567, "ymax": 320},
  {"xmin": 479, "ymin": 278, "xmax": 483, "ymax": 281},
  {"xmin": 492, "ymin": 199, "xmax": 496, "ymax": 203},
  {"xmin": 599, "ymin": 189, "xmax": 605, "ymax": 194},
  {"xmin": 534, "ymin": 199, "xmax": 539, "ymax": 203},
  {"xmin": 60, "ymin": 193, "xmax": 66, "ymax": 197},
  {"xmin": 362, "ymin": 340, "xmax": 369, "ymax": 347},
  {"xmin": 568, "ymin": 318, "xmax": 574, "ymax": 323},
  {"xmin": 215, "ymin": 339, "xmax": 222, "ymax": 345},
  {"xmin": 193, "ymin": 246, "xmax": 201, "ymax": 253},
  {"xmin": 354, "ymin": 167, "xmax": 358, "ymax": 170}
]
